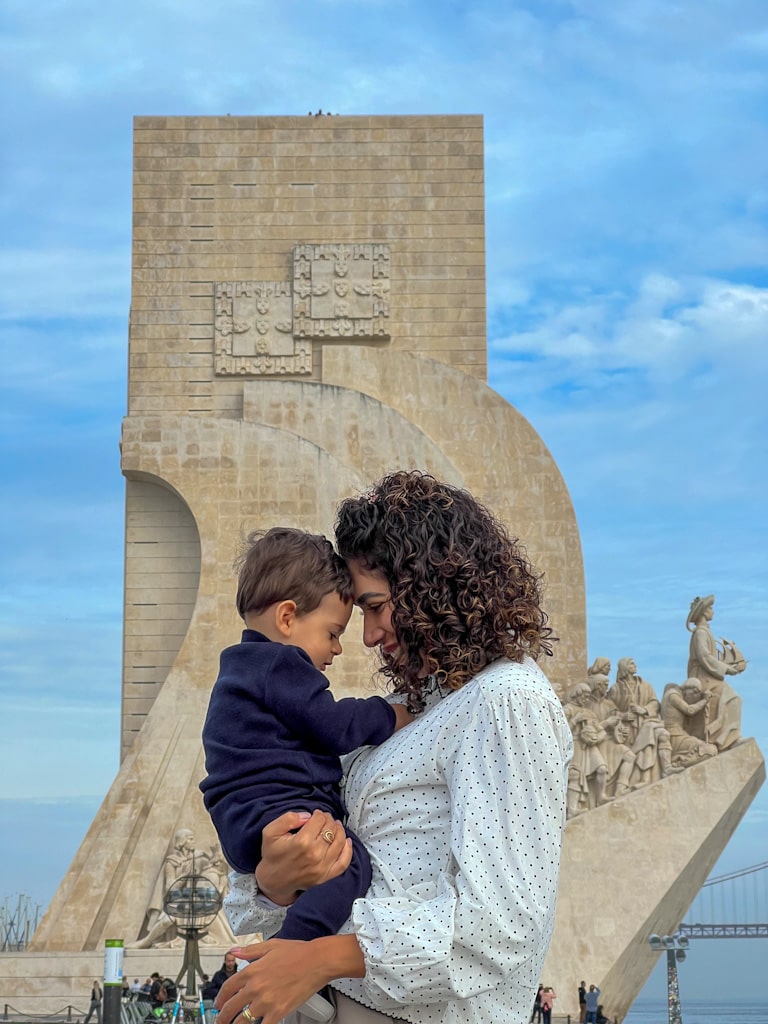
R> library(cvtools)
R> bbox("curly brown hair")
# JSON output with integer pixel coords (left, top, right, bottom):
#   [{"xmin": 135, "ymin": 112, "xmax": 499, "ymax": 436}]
[{"xmin": 334, "ymin": 470, "xmax": 554, "ymax": 708}]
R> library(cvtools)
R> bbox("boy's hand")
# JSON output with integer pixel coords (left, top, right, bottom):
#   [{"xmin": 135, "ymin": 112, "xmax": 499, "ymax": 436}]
[{"xmin": 392, "ymin": 703, "xmax": 415, "ymax": 732}]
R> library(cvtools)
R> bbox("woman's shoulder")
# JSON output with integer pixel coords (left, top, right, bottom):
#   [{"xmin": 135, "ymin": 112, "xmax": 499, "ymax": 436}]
[
  {"xmin": 433, "ymin": 657, "xmax": 567, "ymax": 737},
  {"xmin": 471, "ymin": 656, "xmax": 560, "ymax": 704}
]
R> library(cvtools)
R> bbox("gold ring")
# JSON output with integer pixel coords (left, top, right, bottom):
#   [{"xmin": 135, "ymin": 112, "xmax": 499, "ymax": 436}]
[
  {"xmin": 241, "ymin": 1007, "xmax": 257, "ymax": 1023},
  {"xmin": 321, "ymin": 829, "xmax": 335, "ymax": 844}
]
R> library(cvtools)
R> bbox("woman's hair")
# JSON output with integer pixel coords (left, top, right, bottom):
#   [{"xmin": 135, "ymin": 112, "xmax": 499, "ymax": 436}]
[{"xmin": 335, "ymin": 470, "xmax": 553, "ymax": 706}]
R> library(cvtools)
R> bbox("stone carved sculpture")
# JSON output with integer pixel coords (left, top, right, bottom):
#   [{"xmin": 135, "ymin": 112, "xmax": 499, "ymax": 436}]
[
  {"xmin": 584, "ymin": 673, "xmax": 636, "ymax": 799},
  {"xmin": 587, "ymin": 656, "xmax": 611, "ymax": 678},
  {"xmin": 686, "ymin": 594, "xmax": 746, "ymax": 751},
  {"xmin": 607, "ymin": 658, "xmax": 677, "ymax": 786},
  {"xmin": 566, "ymin": 597, "xmax": 749, "ymax": 804},
  {"xmin": 660, "ymin": 678, "xmax": 718, "ymax": 768},
  {"xmin": 134, "ymin": 827, "xmax": 222, "ymax": 949},
  {"xmin": 564, "ymin": 683, "xmax": 611, "ymax": 816},
  {"xmin": 214, "ymin": 243, "xmax": 391, "ymax": 377},
  {"xmin": 563, "ymin": 677, "xmax": 637, "ymax": 816}
]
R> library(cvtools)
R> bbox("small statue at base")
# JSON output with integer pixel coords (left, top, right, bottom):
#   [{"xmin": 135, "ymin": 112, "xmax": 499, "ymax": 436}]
[{"xmin": 661, "ymin": 678, "xmax": 718, "ymax": 768}]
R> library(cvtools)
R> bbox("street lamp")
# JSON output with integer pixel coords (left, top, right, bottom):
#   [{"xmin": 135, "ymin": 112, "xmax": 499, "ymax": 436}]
[
  {"xmin": 648, "ymin": 933, "xmax": 690, "ymax": 1024},
  {"xmin": 164, "ymin": 869, "xmax": 223, "ymax": 997}
]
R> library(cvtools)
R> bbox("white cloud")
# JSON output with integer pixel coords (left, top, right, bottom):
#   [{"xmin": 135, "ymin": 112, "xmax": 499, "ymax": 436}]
[{"xmin": 490, "ymin": 275, "xmax": 768, "ymax": 387}]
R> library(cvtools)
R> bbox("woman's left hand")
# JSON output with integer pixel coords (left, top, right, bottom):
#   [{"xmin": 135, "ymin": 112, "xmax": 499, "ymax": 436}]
[{"xmin": 214, "ymin": 940, "xmax": 328, "ymax": 1024}]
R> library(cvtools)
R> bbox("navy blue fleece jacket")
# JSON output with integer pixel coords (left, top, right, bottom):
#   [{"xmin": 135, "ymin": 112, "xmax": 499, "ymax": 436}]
[{"xmin": 200, "ymin": 629, "xmax": 396, "ymax": 874}]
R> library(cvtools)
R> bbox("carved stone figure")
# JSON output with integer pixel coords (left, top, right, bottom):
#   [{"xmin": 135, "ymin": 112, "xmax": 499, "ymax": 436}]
[
  {"xmin": 607, "ymin": 658, "xmax": 676, "ymax": 785},
  {"xmin": 134, "ymin": 827, "xmax": 218, "ymax": 948},
  {"xmin": 686, "ymin": 595, "xmax": 746, "ymax": 751},
  {"xmin": 584, "ymin": 673, "xmax": 636, "ymax": 799},
  {"xmin": 564, "ymin": 683, "xmax": 611, "ymax": 816},
  {"xmin": 661, "ymin": 678, "xmax": 718, "ymax": 768},
  {"xmin": 587, "ymin": 656, "xmax": 611, "ymax": 679}
]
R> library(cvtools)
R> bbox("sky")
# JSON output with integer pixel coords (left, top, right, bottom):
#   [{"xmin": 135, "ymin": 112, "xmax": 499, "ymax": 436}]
[{"xmin": 0, "ymin": 0, "xmax": 766, "ymax": 1003}]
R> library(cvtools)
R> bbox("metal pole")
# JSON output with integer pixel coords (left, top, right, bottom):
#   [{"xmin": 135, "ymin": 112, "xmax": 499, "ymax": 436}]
[
  {"xmin": 103, "ymin": 939, "xmax": 124, "ymax": 1024},
  {"xmin": 666, "ymin": 949, "xmax": 683, "ymax": 1024}
]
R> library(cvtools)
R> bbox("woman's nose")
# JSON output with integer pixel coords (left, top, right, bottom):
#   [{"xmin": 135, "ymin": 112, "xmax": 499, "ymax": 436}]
[{"xmin": 362, "ymin": 615, "xmax": 384, "ymax": 649}]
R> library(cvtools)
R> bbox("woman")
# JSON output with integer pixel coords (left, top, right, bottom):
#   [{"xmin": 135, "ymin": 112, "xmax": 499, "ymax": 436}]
[
  {"xmin": 83, "ymin": 980, "xmax": 102, "ymax": 1024},
  {"xmin": 217, "ymin": 471, "xmax": 573, "ymax": 1024},
  {"xmin": 540, "ymin": 987, "xmax": 556, "ymax": 1024}
]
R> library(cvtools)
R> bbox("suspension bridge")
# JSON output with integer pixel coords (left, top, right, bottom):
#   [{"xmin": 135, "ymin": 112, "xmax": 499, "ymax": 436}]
[{"xmin": 679, "ymin": 860, "xmax": 768, "ymax": 938}]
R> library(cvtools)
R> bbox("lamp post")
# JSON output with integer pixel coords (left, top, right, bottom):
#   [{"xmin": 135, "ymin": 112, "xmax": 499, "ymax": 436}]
[
  {"xmin": 648, "ymin": 933, "xmax": 690, "ymax": 1024},
  {"xmin": 164, "ymin": 868, "xmax": 223, "ymax": 997}
]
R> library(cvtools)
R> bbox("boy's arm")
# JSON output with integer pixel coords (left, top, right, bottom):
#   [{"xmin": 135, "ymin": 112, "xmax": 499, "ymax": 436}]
[
  {"xmin": 392, "ymin": 703, "xmax": 414, "ymax": 732},
  {"xmin": 264, "ymin": 647, "xmax": 410, "ymax": 754}
]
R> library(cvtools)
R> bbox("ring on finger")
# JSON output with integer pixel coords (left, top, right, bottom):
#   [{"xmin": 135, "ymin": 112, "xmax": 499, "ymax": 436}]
[
  {"xmin": 321, "ymin": 829, "xmax": 335, "ymax": 844},
  {"xmin": 241, "ymin": 1007, "xmax": 257, "ymax": 1023}
]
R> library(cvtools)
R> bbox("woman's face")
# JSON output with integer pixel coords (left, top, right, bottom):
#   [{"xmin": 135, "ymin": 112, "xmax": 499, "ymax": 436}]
[{"xmin": 347, "ymin": 561, "xmax": 398, "ymax": 656}]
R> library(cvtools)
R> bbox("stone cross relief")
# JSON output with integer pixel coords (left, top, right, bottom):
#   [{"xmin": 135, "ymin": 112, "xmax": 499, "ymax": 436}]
[{"xmin": 214, "ymin": 243, "xmax": 391, "ymax": 376}]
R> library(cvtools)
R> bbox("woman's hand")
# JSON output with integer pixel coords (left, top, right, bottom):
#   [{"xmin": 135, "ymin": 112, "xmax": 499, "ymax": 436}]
[
  {"xmin": 215, "ymin": 936, "xmax": 365, "ymax": 1024},
  {"xmin": 255, "ymin": 809, "xmax": 352, "ymax": 906},
  {"xmin": 215, "ymin": 940, "xmax": 327, "ymax": 1024}
]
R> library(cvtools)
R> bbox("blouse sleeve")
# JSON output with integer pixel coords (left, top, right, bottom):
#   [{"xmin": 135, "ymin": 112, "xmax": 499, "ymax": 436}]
[
  {"xmin": 224, "ymin": 871, "xmax": 288, "ymax": 937},
  {"xmin": 352, "ymin": 678, "xmax": 572, "ymax": 1006}
]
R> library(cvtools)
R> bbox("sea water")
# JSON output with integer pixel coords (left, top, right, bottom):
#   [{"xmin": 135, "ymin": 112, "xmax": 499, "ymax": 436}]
[{"xmin": 624, "ymin": 999, "xmax": 768, "ymax": 1024}]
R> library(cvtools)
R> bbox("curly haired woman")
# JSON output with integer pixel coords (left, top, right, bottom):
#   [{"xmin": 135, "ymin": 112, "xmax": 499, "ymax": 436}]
[{"xmin": 216, "ymin": 471, "xmax": 573, "ymax": 1024}]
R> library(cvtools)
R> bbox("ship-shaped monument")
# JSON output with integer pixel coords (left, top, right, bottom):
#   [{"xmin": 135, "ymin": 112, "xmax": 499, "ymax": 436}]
[{"xmin": 20, "ymin": 116, "xmax": 764, "ymax": 1018}]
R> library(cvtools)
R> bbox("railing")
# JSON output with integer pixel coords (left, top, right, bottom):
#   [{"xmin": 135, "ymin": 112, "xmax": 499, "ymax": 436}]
[
  {"xmin": 0, "ymin": 1005, "xmax": 613, "ymax": 1024},
  {"xmin": 2, "ymin": 1007, "xmax": 85, "ymax": 1022}
]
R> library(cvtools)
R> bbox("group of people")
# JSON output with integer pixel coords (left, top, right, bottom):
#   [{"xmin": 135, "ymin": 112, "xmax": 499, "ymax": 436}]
[
  {"xmin": 530, "ymin": 985, "xmax": 557, "ymax": 1024},
  {"xmin": 83, "ymin": 960, "xmax": 242, "ymax": 1024},
  {"xmin": 528, "ymin": 980, "xmax": 611, "ymax": 1024},
  {"xmin": 199, "ymin": 470, "xmax": 573, "ymax": 1023},
  {"xmin": 578, "ymin": 981, "xmax": 609, "ymax": 1024},
  {"xmin": 115, "ymin": 973, "xmax": 178, "ymax": 1010}
]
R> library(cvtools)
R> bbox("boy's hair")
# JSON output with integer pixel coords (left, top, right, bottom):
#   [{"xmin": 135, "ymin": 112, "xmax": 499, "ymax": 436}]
[{"xmin": 235, "ymin": 527, "xmax": 352, "ymax": 619}]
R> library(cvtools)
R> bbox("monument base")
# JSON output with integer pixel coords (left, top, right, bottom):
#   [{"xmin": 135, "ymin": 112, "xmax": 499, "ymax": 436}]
[
  {"xmin": 543, "ymin": 736, "xmax": 765, "ymax": 1019},
  {"xmin": 5, "ymin": 742, "xmax": 763, "ymax": 1019},
  {"xmin": 0, "ymin": 948, "xmax": 231, "ymax": 1015}
]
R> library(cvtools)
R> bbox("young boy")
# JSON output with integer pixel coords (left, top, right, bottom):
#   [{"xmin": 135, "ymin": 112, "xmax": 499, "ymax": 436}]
[{"xmin": 200, "ymin": 527, "xmax": 412, "ymax": 941}]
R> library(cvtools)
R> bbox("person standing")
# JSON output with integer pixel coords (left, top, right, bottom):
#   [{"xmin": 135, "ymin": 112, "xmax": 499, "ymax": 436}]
[
  {"xmin": 585, "ymin": 985, "xmax": 601, "ymax": 1024},
  {"xmin": 83, "ymin": 981, "xmax": 102, "ymax": 1024},
  {"xmin": 579, "ymin": 980, "xmax": 587, "ymax": 1022},
  {"xmin": 217, "ymin": 472, "xmax": 572, "ymax": 1024},
  {"xmin": 531, "ymin": 984, "xmax": 544, "ymax": 1024},
  {"xmin": 541, "ymin": 987, "xmax": 556, "ymax": 1024}
]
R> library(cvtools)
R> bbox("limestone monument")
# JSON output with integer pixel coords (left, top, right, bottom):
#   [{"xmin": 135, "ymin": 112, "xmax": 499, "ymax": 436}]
[{"xmin": 15, "ymin": 116, "xmax": 763, "ymax": 1019}]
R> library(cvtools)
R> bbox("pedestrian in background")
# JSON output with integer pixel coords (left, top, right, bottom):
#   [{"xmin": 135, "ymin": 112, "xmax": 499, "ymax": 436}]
[{"xmin": 83, "ymin": 981, "xmax": 102, "ymax": 1024}]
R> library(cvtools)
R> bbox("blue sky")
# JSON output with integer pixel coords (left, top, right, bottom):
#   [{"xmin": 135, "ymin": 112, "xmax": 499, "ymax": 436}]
[{"xmin": 1, "ymin": 0, "xmax": 766, "ymax": 1002}]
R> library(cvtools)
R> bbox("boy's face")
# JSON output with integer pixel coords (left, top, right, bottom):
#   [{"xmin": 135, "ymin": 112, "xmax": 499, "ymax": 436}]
[{"xmin": 288, "ymin": 591, "xmax": 352, "ymax": 671}]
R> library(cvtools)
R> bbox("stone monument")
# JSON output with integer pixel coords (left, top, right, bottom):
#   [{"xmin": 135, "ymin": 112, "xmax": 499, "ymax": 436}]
[{"xmin": 15, "ymin": 116, "xmax": 763, "ymax": 1019}]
